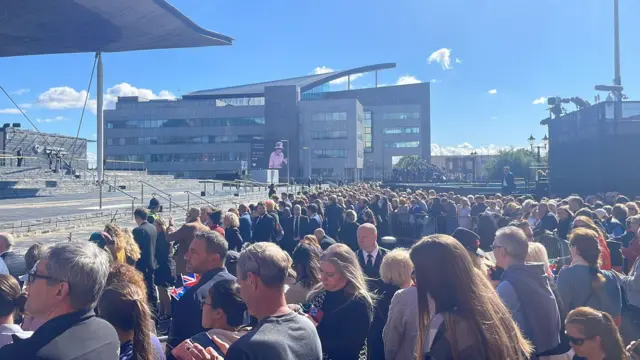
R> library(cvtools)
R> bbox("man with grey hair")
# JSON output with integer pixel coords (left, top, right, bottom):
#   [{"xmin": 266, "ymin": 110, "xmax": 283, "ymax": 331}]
[
  {"xmin": 0, "ymin": 241, "xmax": 119, "ymax": 359},
  {"xmin": 197, "ymin": 242, "xmax": 322, "ymax": 359},
  {"xmin": 0, "ymin": 232, "xmax": 26, "ymax": 281},
  {"xmin": 492, "ymin": 226, "xmax": 563, "ymax": 358}
]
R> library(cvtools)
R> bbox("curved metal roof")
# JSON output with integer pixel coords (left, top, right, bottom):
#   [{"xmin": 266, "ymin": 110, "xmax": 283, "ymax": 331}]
[
  {"xmin": 185, "ymin": 63, "xmax": 396, "ymax": 98},
  {"xmin": 0, "ymin": 0, "xmax": 232, "ymax": 58}
]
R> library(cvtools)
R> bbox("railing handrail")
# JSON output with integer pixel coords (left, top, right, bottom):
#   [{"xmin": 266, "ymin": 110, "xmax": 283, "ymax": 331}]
[
  {"xmin": 184, "ymin": 191, "xmax": 221, "ymax": 209},
  {"xmin": 104, "ymin": 181, "xmax": 138, "ymax": 201},
  {"xmin": 139, "ymin": 180, "xmax": 172, "ymax": 198},
  {"xmin": 152, "ymin": 192, "xmax": 187, "ymax": 212}
]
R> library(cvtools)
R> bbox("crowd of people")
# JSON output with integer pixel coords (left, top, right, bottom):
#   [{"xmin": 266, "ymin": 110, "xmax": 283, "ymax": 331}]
[{"xmin": 1, "ymin": 183, "xmax": 640, "ymax": 359}]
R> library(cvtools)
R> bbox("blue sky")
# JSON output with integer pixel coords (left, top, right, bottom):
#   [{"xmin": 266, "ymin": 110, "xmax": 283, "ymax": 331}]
[{"xmin": 0, "ymin": 0, "xmax": 638, "ymax": 156}]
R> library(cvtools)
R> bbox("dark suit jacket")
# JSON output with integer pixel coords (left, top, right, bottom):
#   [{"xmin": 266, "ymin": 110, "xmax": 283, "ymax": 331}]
[
  {"xmin": 325, "ymin": 204, "xmax": 344, "ymax": 237},
  {"xmin": 225, "ymin": 227, "xmax": 243, "ymax": 252},
  {"xmin": 239, "ymin": 213, "xmax": 252, "ymax": 244},
  {"xmin": 536, "ymin": 211, "xmax": 559, "ymax": 233},
  {"xmin": 503, "ymin": 171, "xmax": 516, "ymax": 193},
  {"xmin": 1, "ymin": 251, "xmax": 27, "ymax": 282},
  {"xmin": 319, "ymin": 235, "xmax": 337, "ymax": 251},
  {"xmin": 356, "ymin": 247, "xmax": 389, "ymax": 279},
  {"xmin": 291, "ymin": 215, "xmax": 311, "ymax": 239},
  {"xmin": 133, "ymin": 221, "xmax": 158, "ymax": 273},
  {"xmin": 252, "ymin": 214, "xmax": 276, "ymax": 243},
  {"xmin": 338, "ymin": 221, "xmax": 360, "ymax": 252},
  {"xmin": 308, "ymin": 215, "xmax": 322, "ymax": 232}
]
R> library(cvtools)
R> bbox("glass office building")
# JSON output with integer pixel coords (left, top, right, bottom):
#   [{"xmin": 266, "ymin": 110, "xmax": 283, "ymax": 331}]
[{"xmin": 105, "ymin": 63, "xmax": 430, "ymax": 180}]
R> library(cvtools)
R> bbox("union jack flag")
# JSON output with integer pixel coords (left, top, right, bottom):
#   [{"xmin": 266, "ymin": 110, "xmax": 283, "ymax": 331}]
[{"xmin": 170, "ymin": 273, "xmax": 200, "ymax": 300}]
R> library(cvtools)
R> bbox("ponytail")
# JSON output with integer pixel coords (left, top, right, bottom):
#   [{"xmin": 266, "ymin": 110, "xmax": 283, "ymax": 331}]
[
  {"xmin": 97, "ymin": 282, "xmax": 153, "ymax": 360},
  {"xmin": 131, "ymin": 298, "xmax": 152, "ymax": 360}
]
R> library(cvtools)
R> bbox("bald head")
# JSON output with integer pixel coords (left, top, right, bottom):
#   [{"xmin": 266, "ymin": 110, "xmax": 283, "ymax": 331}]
[
  {"xmin": 0, "ymin": 233, "xmax": 14, "ymax": 252},
  {"xmin": 357, "ymin": 223, "xmax": 378, "ymax": 253},
  {"xmin": 314, "ymin": 228, "xmax": 325, "ymax": 239}
]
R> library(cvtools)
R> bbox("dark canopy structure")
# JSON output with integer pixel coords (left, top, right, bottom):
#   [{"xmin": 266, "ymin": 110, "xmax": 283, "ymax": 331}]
[
  {"xmin": 0, "ymin": 0, "xmax": 232, "ymax": 57},
  {"xmin": 0, "ymin": 0, "xmax": 232, "ymax": 188}
]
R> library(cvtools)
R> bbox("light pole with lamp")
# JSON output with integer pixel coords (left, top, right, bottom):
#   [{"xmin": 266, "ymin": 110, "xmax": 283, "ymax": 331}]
[
  {"xmin": 470, "ymin": 151, "xmax": 478, "ymax": 181},
  {"xmin": 280, "ymin": 139, "xmax": 290, "ymax": 193},
  {"xmin": 528, "ymin": 134, "xmax": 549, "ymax": 162}
]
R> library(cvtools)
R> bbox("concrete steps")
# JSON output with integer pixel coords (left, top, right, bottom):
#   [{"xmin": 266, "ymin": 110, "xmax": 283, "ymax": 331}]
[{"xmin": 0, "ymin": 192, "xmax": 268, "ymax": 238}]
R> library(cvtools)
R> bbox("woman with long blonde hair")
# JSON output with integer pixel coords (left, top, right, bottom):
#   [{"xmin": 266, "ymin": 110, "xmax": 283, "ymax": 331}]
[
  {"xmin": 411, "ymin": 234, "xmax": 532, "ymax": 359},
  {"xmin": 122, "ymin": 228, "xmax": 141, "ymax": 266},
  {"xmin": 305, "ymin": 243, "xmax": 374, "ymax": 360},
  {"xmin": 104, "ymin": 223, "xmax": 127, "ymax": 264}
]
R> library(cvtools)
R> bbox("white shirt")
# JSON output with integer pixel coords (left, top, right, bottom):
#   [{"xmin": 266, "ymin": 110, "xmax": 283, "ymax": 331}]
[{"xmin": 362, "ymin": 247, "xmax": 379, "ymax": 264}]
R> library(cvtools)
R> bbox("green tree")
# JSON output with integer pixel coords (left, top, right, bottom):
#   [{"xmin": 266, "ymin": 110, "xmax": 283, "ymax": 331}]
[
  {"xmin": 392, "ymin": 155, "xmax": 440, "ymax": 182},
  {"xmin": 484, "ymin": 148, "xmax": 546, "ymax": 180}
]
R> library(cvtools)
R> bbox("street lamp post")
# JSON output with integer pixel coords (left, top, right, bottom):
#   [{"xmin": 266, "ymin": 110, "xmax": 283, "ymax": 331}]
[
  {"xmin": 470, "ymin": 151, "xmax": 478, "ymax": 181},
  {"xmin": 280, "ymin": 139, "xmax": 290, "ymax": 193},
  {"xmin": 528, "ymin": 134, "xmax": 549, "ymax": 162}
]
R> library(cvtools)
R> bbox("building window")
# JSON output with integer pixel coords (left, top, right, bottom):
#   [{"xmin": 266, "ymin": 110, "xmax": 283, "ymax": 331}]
[
  {"xmin": 384, "ymin": 141, "xmax": 420, "ymax": 148},
  {"xmin": 104, "ymin": 117, "xmax": 265, "ymax": 129},
  {"xmin": 312, "ymin": 168, "xmax": 335, "ymax": 176},
  {"xmin": 364, "ymin": 111, "xmax": 373, "ymax": 153},
  {"xmin": 382, "ymin": 112, "xmax": 420, "ymax": 120},
  {"xmin": 383, "ymin": 127, "xmax": 420, "ymax": 135},
  {"xmin": 311, "ymin": 112, "xmax": 347, "ymax": 122},
  {"xmin": 311, "ymin": 130, "xmax": 348, "ymax": 140},
  {"xmin": 313, "ymin": 149, "xmax": 347, "ymax": 158},
  {"xmin": 216, "ymin": 97, "xmax": 265, "ymax": 107}
]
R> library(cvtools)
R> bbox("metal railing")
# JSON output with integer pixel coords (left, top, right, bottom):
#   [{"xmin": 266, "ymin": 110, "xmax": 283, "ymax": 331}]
[
  {"xmin": 102, "ymin": 181, "xmax": 137, "ymax": 219},
  {"xmin": 139, "ymin": 180, "xmax": 172, "ymax": 206},
  {"xmin": 151, "ymin": 192, "xmax": 188, "ymax": 213},
  {"xmin": 184, "ymin": 191, "xmax": 221, "ymax": 210}
]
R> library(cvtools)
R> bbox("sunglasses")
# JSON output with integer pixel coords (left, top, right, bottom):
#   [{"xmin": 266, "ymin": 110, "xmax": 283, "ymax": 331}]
[{"xmin": 566, "ymin": 334, "xmax": 594, "ymax": 346}]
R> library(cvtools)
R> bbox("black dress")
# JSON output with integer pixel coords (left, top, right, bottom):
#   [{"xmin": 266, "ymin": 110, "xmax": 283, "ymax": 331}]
[
  {"xmin": 315, "ymin": 288, "xmax": 371, "ymax": 360},
  {"xmin": 367, "ymin": 280, "xmax": 400, "ymax": 360},
  {"xmin": 154, "ymin": 231, "xmax": 176, "ymax": 287}
]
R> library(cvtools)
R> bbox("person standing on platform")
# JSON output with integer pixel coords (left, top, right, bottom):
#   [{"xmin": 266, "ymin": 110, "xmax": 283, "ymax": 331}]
[
  {"xmin": 502, "ymin": 166, "xmax": 516, "ymax": 195},
  {"xmin": 132, "ymin": 207, "xmax": 159, "ymax": 317}
]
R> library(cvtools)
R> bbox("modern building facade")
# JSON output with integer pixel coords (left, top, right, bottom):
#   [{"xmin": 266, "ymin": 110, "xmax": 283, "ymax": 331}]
[
  {"xmin": 543, "ymin": 100, "xmax": 640, "ymax": 196},
  {"xmin": 104, "ymin": 63, "xmax": 431, "ymax": 180}
]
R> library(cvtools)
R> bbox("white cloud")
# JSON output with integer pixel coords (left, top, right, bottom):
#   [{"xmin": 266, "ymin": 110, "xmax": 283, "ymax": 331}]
[
  {"xmin": 455, "ymin": 58, "xmax": 463, "ymax": 64},
  {"xmin": 37, "ymin": 86, "xmax": 93, "ymax": 110},
  {"xmin": 37, "ymin": 83, "xmax": 176, "ymax": 114},
  {"xmin": 430, "ymin": 79, "xmax": 441, "ymax": 84},
  {"xmin": 488, "ymin": 89, "xmax": 497, "ymax": 95},
  {"xmin": 431, "ymin": 143, "xmax": 509, "ymax": 156},
  {"xmin": 532, "ymin": 96, "xmax": 547, "ymax": 105},
  {"xmin": 312, "ymin": 66, "xmax": 363, "ymax": 85},
  {"xmin": 11, "ymin": 88, "xmax": 30, "ymax": 96},
  {"xmin": 428, "ymin": 48, "xmax": 452, "ymax": 70},
  {"xmin": 90, "ymin": 133, "xmax": 97, "ymax": 140},
  {"xmin": 0, "ymin": 108, "xmax": 23, "ymax": 114},
  {"xmin": 395, "ymin": 75, "xmax": 421, "ymax": 85},
  {"xmin": 19, "ymin": 103, "xmax": 32, "ymax": 109},
  {"xmin": 36, "ymin": 116, "xmax": 66, "ymax": 123}
]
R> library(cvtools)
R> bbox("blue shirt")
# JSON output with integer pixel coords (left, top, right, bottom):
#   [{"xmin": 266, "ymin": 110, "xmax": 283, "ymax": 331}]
[{"xmin": 0, "ymin": 258, "xmax": 9, "ymax": 276}]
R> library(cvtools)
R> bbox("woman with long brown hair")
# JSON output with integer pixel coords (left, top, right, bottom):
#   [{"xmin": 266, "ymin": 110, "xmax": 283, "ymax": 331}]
[
  {"xmin": 97, "ymin": 281, "xmax": 162, "ymax": 360},
  {"xmin": 122, "ymin": 228, "xmax": 141, "ymax": 266},
  {"xmin": 0, "ymin": 274, "xmax": 30, "ymax": 348},
  {"xmin": 573, "ymin": 215, "xmax": 611, "ymax": 270},
  {"xmin": 557, "ymin": 228, "xmax": 622, "ymax": 325},
  {"xmin": 565, "ymin": 307, "xmax": 629, "ymax": 360},
  {"xmin": 410, "ymin": 234, "xmax": 532, "ymax": 359}
]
